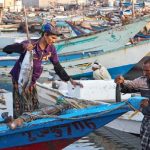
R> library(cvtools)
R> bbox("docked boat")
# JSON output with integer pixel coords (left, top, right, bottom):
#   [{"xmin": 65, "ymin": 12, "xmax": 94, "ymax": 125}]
[
  {"xmin": 55, "ymin": 14, "xmax": 150, "ymax": 55},
  {"xmin": 44, "ymin": 40, "xmax": 150, "ymax": 79},
  {"xmin": 0, "ymin": 56, "xmax": 18, "ymax": 67},
  {"xmin": 0, "ymin": 14, "xmax": 150, "ymax": 53},
  {"xmin": 0, "ymin": 95, "xmax": 144, "ymax": 150},
  {"xmin": 0, "ymin": 24, "xmax": 19, "ymax": 32},
  {"xmin": 0, "ymin": 89, "xmax": 13, "ymax": 120},
  {"xmin": 1, "ymin": 41, "xmax": 150, "ymax": 80},
  {"xmin": 36, "ymin": 79, "xmax": 143, "ymax": 135},
  {"xmin": 36, "ymin": 79, "xmax": 131, "ymax": 104}
]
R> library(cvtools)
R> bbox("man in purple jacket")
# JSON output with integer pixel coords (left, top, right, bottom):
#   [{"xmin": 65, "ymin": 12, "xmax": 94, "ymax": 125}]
[{"xmin": 3, "ymin": 23, "xmax": 83, "ymax": 118}]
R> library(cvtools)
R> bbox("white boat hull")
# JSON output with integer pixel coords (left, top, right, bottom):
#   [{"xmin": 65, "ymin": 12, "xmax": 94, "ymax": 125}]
[
  {"xmin": 36, "ymin": 80, "xmax": 131, "ymax": 103},
  {"xmin": 44, "ymin": 40, "xmax": 150, "ymax": 79},
  {"xmin": 56, "ymin": 15, "xmax": 150, "ymax": 54}
]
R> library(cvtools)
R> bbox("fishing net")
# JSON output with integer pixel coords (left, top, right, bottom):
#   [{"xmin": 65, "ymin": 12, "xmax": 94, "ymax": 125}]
[{"xmin": 13, "ymin": 83, "xmax": 39, "ymax": 119}]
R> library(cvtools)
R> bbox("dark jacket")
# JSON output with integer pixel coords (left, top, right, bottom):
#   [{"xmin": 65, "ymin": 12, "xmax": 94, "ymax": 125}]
[{"xmin": 3, "ymin": 40, "xmax": 70, "ymax": 85}]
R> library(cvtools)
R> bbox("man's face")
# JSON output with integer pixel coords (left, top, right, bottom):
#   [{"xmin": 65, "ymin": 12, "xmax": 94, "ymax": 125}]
[
  {"xmin": 44, "ymin": 34, "xmax": 58, "ymax": 45},
  {"xmin": 92, "ymin": 67, "xmax": 98, "ymax": 71},
  {"xmin": 143, "ymin": 63, "xmax": 150, "ymax": 78}
]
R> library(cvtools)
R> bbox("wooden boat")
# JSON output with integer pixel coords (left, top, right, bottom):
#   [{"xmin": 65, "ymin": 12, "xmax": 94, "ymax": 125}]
[
  {"xmin": 0, "ymin": 89, "xmax": 13, "ymax": 121},
  {"xmin": 0, "ymin": 56, "xmax": 18, "ymax": 67},
  {"xmin": 0, "ymin": 49, "xmax": 102, "ymax": 67},
  {"xmin": 0, "ymin": 24, "xmax": 19, "ymax": 32},
  {"xmin": 44, "ymin": 40, "xmax": 150, "ymax": 79},
  {"xmin": 56, "ymin": 14, "xmax": 150, "ymax": 55},
  {"xmin": 1, "ymin": 39, "xmax": 150, "ymax": 81},
  {"xmin": 36, "ymin": 79, "xmax": 143, "ymax": 135},
  {"xmin": 0, "ymin": 14, "xmax": 150, "ymax": 54},
  {"xmin": 0, "ymin": 96, "xmax": 144, "ymax": 150},
  {"xmin": 36, "ymin": 80, "xmax": 131, "ymax": 104},
  {"xmin": 0, "ymin": 28, "xmax": 18, "ymax": 32},
  {"xmin": 1, "ymin": 40, "xmax": 150, "ymax": 80}
]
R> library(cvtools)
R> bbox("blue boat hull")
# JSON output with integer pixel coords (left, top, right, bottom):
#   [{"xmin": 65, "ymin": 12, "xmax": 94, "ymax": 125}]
[
  {"xmin": 72, "ymin": 64, "xmax": 134, "ymax": 79},
  {"xmin": 0, "ymin": 97, "xmax": 143, "ymax": 150}
]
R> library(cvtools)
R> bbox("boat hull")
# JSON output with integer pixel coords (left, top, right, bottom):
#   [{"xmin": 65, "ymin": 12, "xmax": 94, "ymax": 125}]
[
  {"xmin": 3, "ymin": 138, "xmax": 79, "ymax": 150},
  {"xmin": 0, "ymin": 97, "xmax": 143, "ymax": 150},
  {"xmin": 0, "ymin": 114, "xmax": 126, "ymax": 149},
  {"xmin": 0, "ymin": 97, "xmax": 143, "ymax": 149},
  {"xmin": 49, "ymin": 40, "xmax": 150, "ymax": 79}
]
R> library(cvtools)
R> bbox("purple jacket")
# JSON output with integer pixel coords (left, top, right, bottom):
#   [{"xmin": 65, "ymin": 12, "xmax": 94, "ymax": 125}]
[{"xmin": 10, "ymin": 40, "xmax": 59, "ymax": 85}]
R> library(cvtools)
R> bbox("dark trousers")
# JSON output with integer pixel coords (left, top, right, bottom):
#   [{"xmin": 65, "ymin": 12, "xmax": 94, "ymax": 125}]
[{"xmin": 140, "ymin": 116, "xmax": 150, "ymax": 150}]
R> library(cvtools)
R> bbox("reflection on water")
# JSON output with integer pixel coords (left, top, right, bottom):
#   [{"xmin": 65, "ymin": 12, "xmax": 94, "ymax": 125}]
[
  {"xmin": 64, "ymin": 136, "xmax": 104, "ymax": 150},
  {"xmin": 65, "ymin": 128, "xmax": 141, "ymax": 150}
]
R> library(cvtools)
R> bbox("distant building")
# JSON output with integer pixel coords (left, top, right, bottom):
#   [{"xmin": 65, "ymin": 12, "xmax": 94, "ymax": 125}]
[
  {"xmin": 1, "ymin": 0, "xmax": 22, "ymax": 12},
  {"xmin": 4, "ymin": 0, "xmax": 15, "ymax": 9},
  {"xmin": 22, "ymin": 0, "xmax": 90, "ymax": 8},
  {"xmin": 0, "ymin": 0, "xmax": 4, "ymax": 7},
  {"xmin": 22, "ymin": 0, "xmax": 50, "ymax": 8},
  {"xmin": 14, "ymin": 0, "xmax": 22, "ymax": 12},
  {"xmin": 0, "ymin": 0, "xmax": 4, "ymax": 23},
  {"xmin": 57, "ymin": 0, "xmax": 89, "ymax": 5}
]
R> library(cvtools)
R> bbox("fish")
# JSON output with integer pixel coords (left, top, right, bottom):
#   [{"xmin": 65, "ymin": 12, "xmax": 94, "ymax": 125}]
[{"xmin": 18, "ymin": 50, "xmax": 33, "ymax": 94}]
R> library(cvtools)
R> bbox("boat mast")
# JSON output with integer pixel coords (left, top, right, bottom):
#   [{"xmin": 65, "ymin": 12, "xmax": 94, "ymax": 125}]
[
  {"xmin": 132, "ymin": 0, "xmax": 135, "ymax": 18},
  {"xmin": 0, "ymin": 3, "xmax": 3, "ymax": 23}
]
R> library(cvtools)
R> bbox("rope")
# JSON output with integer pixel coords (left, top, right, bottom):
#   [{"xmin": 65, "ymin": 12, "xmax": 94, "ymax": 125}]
[
  {"xmin": 125, "ymin": 101, "xmax": 138, "ymax": 111},
  {"xmin": 22, "ymin": 101, "xmax": 136, "ymax": 123},
  {"xmin": 125, "ymin": 101, "xmax": 141, "ymax": 119}
]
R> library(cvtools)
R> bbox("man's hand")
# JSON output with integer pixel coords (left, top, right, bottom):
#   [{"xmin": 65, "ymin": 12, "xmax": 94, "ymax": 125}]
[
  {"xmin": 115, "ymin": 75, "xmax": 125, "ymax": 84},
  {"xmin": 26, "ymin": 43, "xmax": 34, "ymax": 51},
  {"xmin": 70, "ymin": 79, "xmax": 83, "ymax": 88},
  {"xmin": 25, "ymin": 84, "xmax": 35, "ymax": 93},
  {"xmin": 140, "ymin": 99, "xmax": 149, "ymax": 108}
]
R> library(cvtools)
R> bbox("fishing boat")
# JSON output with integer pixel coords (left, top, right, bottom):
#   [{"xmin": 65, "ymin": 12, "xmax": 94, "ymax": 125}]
[
  {"xmin": 55, "ymin": 14, "xmax": 150, "ymax": 55},
  {"xmin": 0, "ymin": 49, "xmax": 102, "ymax": 67},
  {"xmin": 0, "ymin": 56, "xmax": 18, "ymax": 67},
  {"xmin": 0, "ymin": 95, "xmax": 144, "ymax": 150},
  {"xmin": 0, "ymin": 34, "xmax": 39, "ymax": 50},
  {"xmin": 44, "ymin": 40, "xmax": 150, "ymax": 79},
  {"xmin": 36, "ymin": 79, "xmax": 143, "ymax": 135},
  {"xmin": 0, "ymin": 14, "xmax": 150, "ymax": 53},
  {"xmin": 1, "ymin": 40, "xmax": 149, "ymax": 79},
  {"xmin": 36, "ymin": 79, "xmax": 132, "ymax": 104},
  {"xmin": 0, "ymin": 24, "xmax": 19, "ymax": 32},
  {"xmin": 0, "ymin": 89, "xmax": 13, "ymax": 120},
  {"xmin": 1, "ymin": 39, "xmax": 150, "ymax": 81}
]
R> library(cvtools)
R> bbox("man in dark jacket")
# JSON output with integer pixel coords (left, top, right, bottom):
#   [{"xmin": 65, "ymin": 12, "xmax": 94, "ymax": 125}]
[
  {"xmin": 3, "ymin": 23, "xmax": 83, "ymax": 118},
  {"xmin": 115, "ymin": 59, "xmax": 150, "ymax": 150}
]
